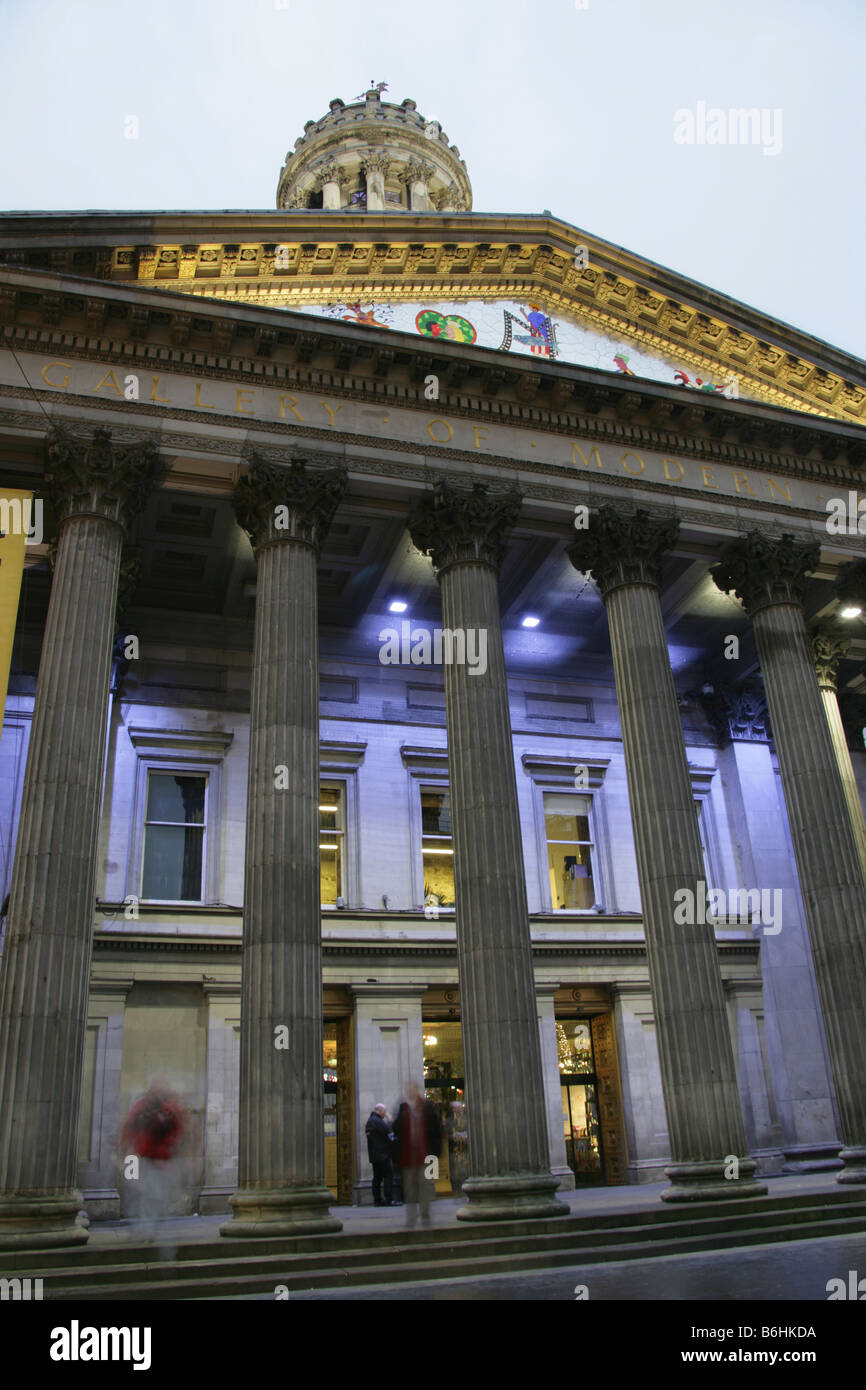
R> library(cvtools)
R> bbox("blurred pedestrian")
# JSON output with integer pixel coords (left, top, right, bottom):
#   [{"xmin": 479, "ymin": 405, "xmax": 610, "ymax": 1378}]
[
  {"xmin": 393, "ymin": 1081, "xmax": 443, "ymax": 1226},
  {"xmin": 120, "ymin": 1082, "xmax": 186, "ymax": 1233}
]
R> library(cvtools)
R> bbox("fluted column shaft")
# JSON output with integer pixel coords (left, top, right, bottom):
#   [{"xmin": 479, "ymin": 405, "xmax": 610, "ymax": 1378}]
[
  {"xmin": 820, "ymin": 689, "xmax": 866, "ymax": 884},
  {"xmin": 409, "ymin": 481, "xmax": 567, "ymax": 1221},
  {"xmin": 714, "ymin": 533, "xmax": 866, "ymax": 1183},
  {"xmin": 753, "ymin": 606, "xmax": 866, "ymax": 1177},
  {"xmin": 223, "ymin": 455, "xmax": 345, "ymax": 1236},
  {"xmin": 811, "ymin": 623, "xmax": 866, "ymax": 885},
  {"xmin": 570, "ymin": 508, "xmax": 765, "ymax": 1202},
  {"xmin": 0, "ymin": 427, "xmax": 163, "ymax": 1248}
]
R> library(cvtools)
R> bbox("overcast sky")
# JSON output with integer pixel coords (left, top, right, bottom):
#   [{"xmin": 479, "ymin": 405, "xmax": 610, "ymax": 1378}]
[{"xmin": 1, "ymin": 0, "xmax": 863, "ymax": 358}]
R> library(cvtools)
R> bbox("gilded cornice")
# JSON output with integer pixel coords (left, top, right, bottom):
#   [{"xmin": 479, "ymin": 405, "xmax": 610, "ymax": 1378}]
[
  {"xmin": 1, "ymin": 212, "xmax": 863, "ymax": 425},
  {"xmin": 1, "ymin": 269, "xmax": 865, "ymax": 494}
]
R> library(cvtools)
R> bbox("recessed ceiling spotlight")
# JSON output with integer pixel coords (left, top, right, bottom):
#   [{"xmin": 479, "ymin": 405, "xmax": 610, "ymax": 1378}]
[
  {"xmin": 388, "ymin": 599, "xmax": 408, "ymax": 613},
  {"xmin": 840, "ymin": 605, "xmax": 862, "ymax": 619},
  {"xmin": 521, "ymin": 615, "xmax": 540, "ymax": 628}
]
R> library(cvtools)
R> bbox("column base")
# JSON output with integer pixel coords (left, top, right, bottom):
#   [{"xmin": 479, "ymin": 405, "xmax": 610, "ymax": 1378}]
[
  {"xmin": 836, "ymin": 1148, "xmax": 866, "ymax": 1185},
  {"xmin": 220, "ymin": 1186, "xmax": 343, "ymax": 1237},
  {"xmin": 456, "ymin": 1173, "xmax": 570, "ymax": 1222},
  {"xmin": 0, "ymin": 1192, "xmax": 90, "ymax": 1249},
  {"xmin": 661, "ymin": 1159, "xmax": 768, "ymax": 1203}
]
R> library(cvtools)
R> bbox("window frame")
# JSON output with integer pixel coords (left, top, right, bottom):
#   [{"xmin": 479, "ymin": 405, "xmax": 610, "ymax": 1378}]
[
  {"xmin": 141, "ymin": 769, "xmax": 209, "ymax": 905},
  {"xmin": 521, "ymin": 753, "xmax": 612, "ymax": 915},
  {"xmin": 125, "ymin": 726, "xmax": 233, "ymax": 908}
]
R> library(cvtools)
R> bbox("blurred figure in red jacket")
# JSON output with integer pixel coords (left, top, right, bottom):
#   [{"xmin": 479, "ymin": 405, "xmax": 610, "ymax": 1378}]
[{"xmin": 120, "ymin": 1083, "xmax": 187, "ymax": 1233}]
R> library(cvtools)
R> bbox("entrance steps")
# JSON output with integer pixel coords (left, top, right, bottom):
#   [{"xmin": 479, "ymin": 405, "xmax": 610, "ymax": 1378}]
[{"xmin": 4, "ymin": 1183, "xmax": 866, "ymax": 1299}]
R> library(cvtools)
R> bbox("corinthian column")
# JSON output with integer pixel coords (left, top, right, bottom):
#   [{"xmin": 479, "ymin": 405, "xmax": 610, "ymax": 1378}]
[
  {"xmin": 568, "ymin": 507, "xmax": 764, "ymax": 1202},
  {"xmin": 0, "ymin": 426, "xmax": 164, "ymax": 1248},
  {"xmin": 409, "ymin": 480, "xmax": 568, "ymax": 1221},
  {"xmin": 713, "ymin": 533, "xmax": 866, "ymax": 1183},
  {"xmin": 810, "ymin": 621, "xmax": 866, "ymax": 883},
  {"xmin": 222, "ymin": 454, "xmax": 345, "ymax": 1237}
]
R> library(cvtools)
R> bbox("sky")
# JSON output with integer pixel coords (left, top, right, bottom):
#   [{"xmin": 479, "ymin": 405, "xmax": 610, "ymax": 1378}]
[{"xmin": 0, "ymin": 0, "xmax": 863, "ymax": 358}]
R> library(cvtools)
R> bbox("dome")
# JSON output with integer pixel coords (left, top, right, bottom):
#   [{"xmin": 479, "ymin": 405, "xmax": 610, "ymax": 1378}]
[{"xmin": 276, "ymin": 88, "xmax": 472, "ymax": 213}]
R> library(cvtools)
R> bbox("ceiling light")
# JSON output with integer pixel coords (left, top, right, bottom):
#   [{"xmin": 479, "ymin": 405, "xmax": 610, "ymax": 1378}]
[
  {"xmin": 840, "ymin": 605, "xmax": 862, "ymax": 619},
  {"xmin": 389, "ymin": 599, "xmax": 408, "ymax": 613},
  {"xmin": 521, "ymin": 615, "xmax": 540, "ymax": 628}
]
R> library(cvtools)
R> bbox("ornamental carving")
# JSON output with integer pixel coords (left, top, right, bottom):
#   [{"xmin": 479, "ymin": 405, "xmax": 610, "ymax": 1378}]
[
  {"xmin": 315, "ymin": 160, "xmax": 341, "ymax": 188},
  {"xmin": 809, "ymin": 622, "xmax": 851, "ymax": 692},
  {"xmin": 711, "ymin": 532, "xmax": 819, "ymax": 615},
  {"xmin": 707, "ymin": 682, "xmax": 771, "ymax": 743},
  {"xmin": 362, "ymin": 152, "xmax": 391, "ymax": 179},
  {"xmin": 407, "ymin": 478, "xmax": 521, "ymax": 575},
  {"xmin": 566, "ymin": 505, "xmax": 678, "ymax": 597},
  {"xmin": 400, "ymin": 158, "xmax": 434, "ymax": 186},
  {"xmin": 233, "ymin": 453, "xmax": 347, "ymax": 556},
  {"xmin": 45, "ymin": 426, "xmax": 165, "ymax": 534}
]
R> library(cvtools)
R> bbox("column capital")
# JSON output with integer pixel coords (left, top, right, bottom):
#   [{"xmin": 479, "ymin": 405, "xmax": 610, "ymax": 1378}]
[
  {"xmin": 711, "ymin": 531, "xmax": 819, "ymax": 616},
  {"xmin": 233, "ymin": 453, "xmax": 346, "ymax": 556},
  {"xmin": 362, "ymin": 152, "xmax": 391, "ymax": 178},
  {"xmin": 708, "ymin": 681, "xmax": 772, "ymax": 743},
  {"xmin": 408, "ymin": 478, "xmax": 521, "ymax": 576},
  {"xmin": 566, "ymin": 505, "xmax": 678, "ymax": 597},
  {"xmin": 810, "ymin": 621, "xmax": 851, "ymax": 692},
  {"xmin": 45, "ymin": 426, "xmax": 164, "ymax": 534}
]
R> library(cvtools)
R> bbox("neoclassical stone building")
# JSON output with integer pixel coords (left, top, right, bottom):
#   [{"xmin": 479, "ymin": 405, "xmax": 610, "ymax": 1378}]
[{"xmin": 0, "ymin": 89, "xmax": 865, "ymax": 1245}]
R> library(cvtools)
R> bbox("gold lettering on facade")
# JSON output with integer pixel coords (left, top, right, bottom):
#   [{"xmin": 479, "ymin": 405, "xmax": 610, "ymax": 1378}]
[
  {"xmin": 571, "ymin": 443, "xmax": 603, "ymax": 469},
  {"xmin": 701, "ymin": 465, "xmax": 719, "ymax": 490},
  {"xmin": 235, "ymin": 389, "xmax": 254, "ymax": 414},
  {"xmin": 150, "ymin": 377, "xmax": 172, "ymax": 403},
  {"xmin": 193, "ymin": 382, "xmax": 215, "ymax": 409},
  {"xmin": 662, "ymin": 458, "xmax": 684, "ymax": 481},
  {"xmin": 41, "ymin": 362, "xmax": 71, "ymax": 389},
  {"xmin": 279, "ymin": 395, "xmax": 305, "ymax": 422},
  {"xmin": 427, "ymin": 419, "xmax": 454, "ymax": 443},
  {"xmin": 766, "ymin": 476, "xmax": 792, "ymax": 502},
  {"xmin": 732, "ymin": 472, "xmax": 756, "ymax": 496},
  {"xmin": 473, "ymin": 426, "xmax": 490, "ymax": 448},
  {"xmin": 621, "ymin": 451, "xmax": 645, "ymax": 475},
  {"xmin": 320, "ymin": 401, "xmax": 344, "ymax": 427},
  {"xmin": 92, "ymin": 369, "xmax": 124, "ymax": 397}
]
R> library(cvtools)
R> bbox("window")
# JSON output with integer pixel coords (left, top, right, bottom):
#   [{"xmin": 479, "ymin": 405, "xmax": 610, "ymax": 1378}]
[
  {"xmin": 319, "ymin": 784, "xmax": 344, "ymax": 906},
  {"xmin": 421, "ymin": 788, "xmax": 455, "ymax": 908},
  {"xmin": 141, "ymin": 772, "xmax": 206, "ymax": 901},
  {"xmin": 544, "ymin": 792, "xmax": 595, "ymax": 911}
]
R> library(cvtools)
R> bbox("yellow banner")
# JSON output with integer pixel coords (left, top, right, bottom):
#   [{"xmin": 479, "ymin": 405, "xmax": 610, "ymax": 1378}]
[{"xmin": 0, "ymin": 490, "xmax": 31, "ymax": 741}]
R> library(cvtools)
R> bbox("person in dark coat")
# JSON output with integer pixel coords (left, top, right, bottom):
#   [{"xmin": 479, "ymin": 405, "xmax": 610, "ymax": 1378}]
[
  {"xmin": 365, "ymin": 1103, "xmax": 394, "ymax": 1206},
  {"xmin": 392, "ymin": 1081, "xmax": 443, "ymax": 1225}
]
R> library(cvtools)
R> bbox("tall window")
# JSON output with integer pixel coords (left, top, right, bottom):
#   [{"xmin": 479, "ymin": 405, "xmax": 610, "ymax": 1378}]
[
  {"xmin": 544, "ymin": 792, "xmax": 595, "ymax": 911},
  {"xmin": 319, "ymin": 785, "xmax": 344, "ymax": 906},
  {"xmin": 421, "ymin": 788, "xmax": 455, "ymax": 908},
  {"xmin": 142, "ymin": 773, "xmax": 207, "ymax": 901}
]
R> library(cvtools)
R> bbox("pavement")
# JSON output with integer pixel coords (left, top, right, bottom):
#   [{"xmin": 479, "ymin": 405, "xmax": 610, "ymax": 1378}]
[{"xmin": 80, "ymin": 1169, "xmax": 853, "ymax": 1248}]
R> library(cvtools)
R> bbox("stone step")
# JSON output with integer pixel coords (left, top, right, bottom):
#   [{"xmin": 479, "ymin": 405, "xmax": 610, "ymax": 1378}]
[
  {"xmin": 6, "ymin": 1184, "xmax": 863, "ymax": 1273},
  {"xmin": 25, "ymin": 1197, "xmax": 866, "ymax": 1299},
  {"xmin": 44, "ymin": 1211, "xmax": 866, "ymax": 1300}
]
